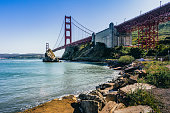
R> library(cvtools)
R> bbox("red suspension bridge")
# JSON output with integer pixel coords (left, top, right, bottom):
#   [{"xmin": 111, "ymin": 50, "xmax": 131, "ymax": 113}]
[
  {"xmin": 47, "ymin": 16, "xmax": 94, "ymax": 52},
  {"xmin": 47, "ymin": 2, "xmax": 170, "ymax": 52}
]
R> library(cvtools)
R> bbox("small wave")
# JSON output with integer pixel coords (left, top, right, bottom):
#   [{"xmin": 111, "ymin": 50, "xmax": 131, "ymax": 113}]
[{"xmin": 13, "ymin": 75, "xmax": 20, "ymax": 77}]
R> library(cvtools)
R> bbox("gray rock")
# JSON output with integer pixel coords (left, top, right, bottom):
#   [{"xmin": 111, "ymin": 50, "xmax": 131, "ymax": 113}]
[
  {"xmin": 81, "ymin": 100, "xmax": 99, "ymax": 113},
  {"xmin": 112, "ymin": 105, "xmax": 153, "ymax": 113},
  {"xmin": 113, "ymin": 78, "xmax": 128, "ymax": 90},
  {"xmin": 119, "ymin": 83, "xmax": 156, "ymax": 95},
  {"xmin": 100, "ymin": 83, "xmax": 115, "ymax": 90},
  {"xmin": 79, "ymin": 94, "xmax": 106, "ymax": 111},
  {"xmin": 128, "ymin": 75, "xmax": 138, "ymax": 84}
]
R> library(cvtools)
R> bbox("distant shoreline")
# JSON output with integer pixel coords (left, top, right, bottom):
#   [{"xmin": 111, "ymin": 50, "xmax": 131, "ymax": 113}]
[
  {"xmin": 0, "ymin": 58, "xmax": 7, "ymax": 59},
  {"xmin": 0, "ymin": 54, "xmax": 44, "ymax": 59}
]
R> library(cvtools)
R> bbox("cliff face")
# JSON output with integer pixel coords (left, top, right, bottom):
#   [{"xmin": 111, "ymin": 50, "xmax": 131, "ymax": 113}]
[{"xmin": 62, "ymin": 42, "xmax": 112, "ymax": 61}]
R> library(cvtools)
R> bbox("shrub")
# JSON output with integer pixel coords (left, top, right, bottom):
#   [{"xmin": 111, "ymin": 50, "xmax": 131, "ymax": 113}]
[
  {"xmin": 144, "ymin": 62, "xmax": 170, "ymax": 88},
  {"xmin": 146, "ymin": 49, "xmax": 156, "ymax": 56},
  {"xmin": 118, "ymin": 55, "xmax": 135, "ymax": 65},
  {"xmin": 155, "ymin": 44, "xmax": 170, "ymax": 56},
  {"xmin": 129, "ymin": 47, "xmax": 144, "ymax": 59},
  {"xmin": 119, "ymin": 47, "xmax": 131, "ymax": 56},
  {"xmin": 111, "ymin": 46, "xmax": 131, "ymax": 59},
  {"xmin": 125, "ymin": 89, "xmax": 160, "ymax": 112}
]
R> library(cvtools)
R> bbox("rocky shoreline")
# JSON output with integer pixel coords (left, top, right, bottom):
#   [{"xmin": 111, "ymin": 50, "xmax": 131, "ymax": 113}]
[{"xmin": 21, "ymin": 61, "xmax": 169, "ymax": 113}]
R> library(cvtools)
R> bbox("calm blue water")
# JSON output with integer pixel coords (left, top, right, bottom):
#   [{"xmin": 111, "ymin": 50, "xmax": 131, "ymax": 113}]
[{"xmin": 0, "ymin": 59, "xmax": 119, "ymax": 113}]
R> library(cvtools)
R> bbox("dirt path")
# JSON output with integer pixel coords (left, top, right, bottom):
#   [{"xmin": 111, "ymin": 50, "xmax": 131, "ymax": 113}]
[{"xmin": 151, "ymin": 88, "xmax": 170, "ymax": 113}]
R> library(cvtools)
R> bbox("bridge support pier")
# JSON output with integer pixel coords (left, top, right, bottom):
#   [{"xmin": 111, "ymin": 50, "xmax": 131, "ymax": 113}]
[{"xmin": 118, "ymin": 32, "xmax": 132, "ymax": 46}]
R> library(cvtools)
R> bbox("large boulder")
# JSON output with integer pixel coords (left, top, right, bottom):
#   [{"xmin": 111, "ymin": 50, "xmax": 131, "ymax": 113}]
[
  {"xmin": 105, "ymin": 91, "xmax": 118, "ymax": 102},
  {"xmin": 99, "ymin": 101, "xmax": 117, "ymax": 113},
  {"xmin": 119, "ymin": 83, "xmax": 156, "ymax": 95},
  {"xmin": 100, "ymin": 102, "xmax": 126, "ymax": 113},
  {"xmin": 99, "ymin": 83, "xmax": 115, "ymax": 90},
  {"xmin": 81, "ymin": 100, "xmax": 99, "ymax": 113},
  {"xmin": 134, "ymin": 69, "xmax": 147, "ymax": 77},
  {"xmin": 110, "ymin": 103, "xmax": 126, "ymax": 113},
  {"xmin": 98, "ymin": 89, "xmax": 110, "ymax": 95},
  {"xmin": 79, "ymin": 94, "xmax": 106, "ymax": 111},
  {"xmin": 128, "ymin": 75, "xmax": 138, "ymax": 84},
  {"xmin": 97, "ymin": 83, "xmax": 115, "ymax": 95},
  {"xmin": 114, "ymin": 103, "xmax": 125, "ymax": 111},
  {"xmin": 112, "ymin": 105, "xmax": 153, "ymax": 113},
  {"xmin": 114, "ymin": 78, "xmax": 129, "ymax": 90},
  {"xmin": 89, "ymin": 90, "xmax": 104, "ymax": 99},
  {"xmin": 124, "ymin": 66, "xmax": 138, "ymax": 73}
]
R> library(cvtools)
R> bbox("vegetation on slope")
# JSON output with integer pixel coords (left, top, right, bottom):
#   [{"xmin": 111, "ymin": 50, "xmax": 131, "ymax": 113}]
[
  {"xmin": 62, "ymin": 43, "xmax": 170, "ymax": 61},
  {"xmin": 62, "ymin": 42, "xmax": 113, "ymax": 61},
  {"xmin": 132, "ymin": 21, "xmax": 170, "ymax": 46},
  {"xmin": 142, "ymin": 61, "xmax": 170, "ymax": 88},
  {"xmin": 125, "ymin": 88, "xmax": 160, "ymax": 112}
]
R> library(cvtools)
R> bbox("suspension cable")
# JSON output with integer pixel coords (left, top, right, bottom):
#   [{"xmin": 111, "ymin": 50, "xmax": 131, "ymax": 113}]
[
  {"xmin": 71, "ymin": 17, "xmax": 94, "ymax": 33},
  {"xmin": 53, "ymin": 19, "xmax": 65, "ymax": 49},
  {"xmin": 72, "ymin": 22, "xmax": 91, "ymax": 35},
  {"xmin": 57, "ymin": 33, "xmax": 65, "ymax": 47}
]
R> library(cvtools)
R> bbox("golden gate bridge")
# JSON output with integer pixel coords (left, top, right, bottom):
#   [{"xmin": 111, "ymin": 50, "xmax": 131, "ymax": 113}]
[{"xmin": 46, "ymin": 2, "xmax": 170, "ymax": 53}]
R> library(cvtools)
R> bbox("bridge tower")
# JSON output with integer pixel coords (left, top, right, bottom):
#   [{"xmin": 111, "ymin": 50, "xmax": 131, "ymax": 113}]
[
  {"xmin": 46, "ymin": 43, "xmax": 49, "ymax": 52},
  {"xmin": 65, "ymin": 16, "xmax": 72, "ymax": 45}
]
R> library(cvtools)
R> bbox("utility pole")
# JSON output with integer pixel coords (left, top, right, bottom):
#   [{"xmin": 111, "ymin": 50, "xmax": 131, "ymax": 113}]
[
  {"xmin": 160, "ymin": 1, "xmax": 162, "ymax": 7},
  {"xmin": 140, "ymin": 10, "xmax": 142, "ymax": 15}
]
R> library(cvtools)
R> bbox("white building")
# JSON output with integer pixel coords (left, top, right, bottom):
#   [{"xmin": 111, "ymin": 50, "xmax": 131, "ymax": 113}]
[{"xmin": 92, "ymin": 23, "xmax": 132, "ymax": 48}]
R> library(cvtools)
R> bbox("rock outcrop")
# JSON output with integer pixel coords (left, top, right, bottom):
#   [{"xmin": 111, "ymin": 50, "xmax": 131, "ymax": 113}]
[
  {"xmin": 43, "ymin": 49, "xmax": 59, "ymax": 62},
  {"xmin": 22, "ymin": 95, "xmax": 77, "ymax": 113},
  {"xmin": 80, "ymin": 100, "xmax": 99, "ymax": 113},
  {"xmin": 62, "ymin": 42, "xmax": 112, "ymax": 61}
]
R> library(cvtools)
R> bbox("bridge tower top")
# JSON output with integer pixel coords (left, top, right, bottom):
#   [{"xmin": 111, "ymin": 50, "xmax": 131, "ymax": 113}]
[
  {"xmin": 46, "ymin": 43, "xmax": 49, "ymax": 52},
  {"xmin": 65, "ymin": 16, "xmax": 72, "ymax": 46}
]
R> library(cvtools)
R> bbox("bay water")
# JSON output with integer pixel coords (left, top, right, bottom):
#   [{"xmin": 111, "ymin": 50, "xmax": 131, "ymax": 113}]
[{"xmin": 0, "ymin": 59, "xmax": 119, "ymax": 113}]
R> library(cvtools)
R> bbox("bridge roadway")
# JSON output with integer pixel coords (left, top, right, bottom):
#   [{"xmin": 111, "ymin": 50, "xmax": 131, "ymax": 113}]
[
  {"xmin": 52, "ymin": 36, "xmax": 92, "ymax": 52},
  {"xmin": 52, "ymin": 2, "xmax": 170, "ymax": 52},
  {"xmin": 115, "ymin": 2, "xmax": 170, "ymax": 32}
]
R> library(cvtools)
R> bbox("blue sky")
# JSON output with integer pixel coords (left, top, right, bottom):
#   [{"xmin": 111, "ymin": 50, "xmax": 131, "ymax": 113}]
[{"xmin": 0, "ymin": 0, "xmax": 169, "ymax": 56}]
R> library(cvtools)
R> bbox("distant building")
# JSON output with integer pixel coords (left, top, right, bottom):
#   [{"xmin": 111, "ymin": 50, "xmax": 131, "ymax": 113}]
[{"xmin": 92, "ymin": 23, "xmax": 132, "ymax": 48}]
